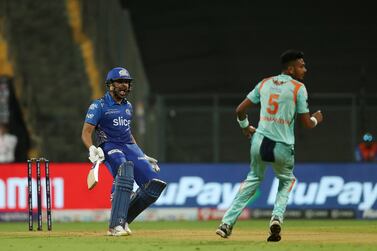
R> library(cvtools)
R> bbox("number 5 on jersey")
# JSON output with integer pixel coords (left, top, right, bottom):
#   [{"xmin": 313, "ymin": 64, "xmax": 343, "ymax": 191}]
[{"xmin": 267, "ymin": 94, "xmax": 279, "ymax": 115}]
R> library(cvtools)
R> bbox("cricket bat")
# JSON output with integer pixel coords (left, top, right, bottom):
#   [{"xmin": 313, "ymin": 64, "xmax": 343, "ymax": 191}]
[{"xmin": 87, "ymin": 160, "xmax": 100, "ymax": 190}]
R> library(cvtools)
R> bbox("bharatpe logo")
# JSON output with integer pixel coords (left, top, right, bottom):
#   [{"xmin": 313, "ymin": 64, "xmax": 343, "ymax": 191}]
[
  {"xmin": 154, "ymin": 175, "xmax": 377, "ymax": 210},
  {"xmin": 113, "ymin": 116, "xmax": 130, "ymax": 127},
  {"xmin": 268, "ymin": 176, "xmax": 377, "ymax": 210},
  {"xmin": 155, "ymin": 177, "xmax": 241, "ymax": 209}
]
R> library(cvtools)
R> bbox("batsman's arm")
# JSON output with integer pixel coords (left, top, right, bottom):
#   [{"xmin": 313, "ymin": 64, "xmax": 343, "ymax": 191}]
[
  {"xmin": 131, "ymin": 134, "xmax": 137, "ymax": 144},
  {"xmin": 81, "ymin": 122, "xmax": 96, "ymax": 149},
  {"xmin": 130, "ymin": 134, "xmax": 160, "ymax": 171}
]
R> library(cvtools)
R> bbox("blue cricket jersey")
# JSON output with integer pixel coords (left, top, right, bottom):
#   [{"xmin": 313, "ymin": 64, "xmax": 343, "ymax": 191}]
[{"xmin": 84, "ymin": 92, "xmax": 133, "ymax": 145}]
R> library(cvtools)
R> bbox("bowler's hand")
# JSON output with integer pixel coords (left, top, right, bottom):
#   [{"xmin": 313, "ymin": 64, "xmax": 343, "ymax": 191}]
[
  {"xmin": 88, "ymin": 145, "xmax": 105, "ymax": 163},
  {"xmin": 145, "ymin": 154, "xmax": 160, "ymax": 172},
  {"xmin": 242, "ymin": 125, "xmax": 256, "ymax": 139},
  {"xmin": 311, "ymin": 110, "xmax": 323, "ymax": 124}
]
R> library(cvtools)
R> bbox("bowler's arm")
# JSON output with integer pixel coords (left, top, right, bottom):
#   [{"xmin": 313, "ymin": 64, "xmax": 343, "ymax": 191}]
[
  {"xmin": 236, "ymin": 98, "xmax": 253, "ymax": 120},
  {"xmin": 236, "ymin": 98, "xmax": 256, "ymax": 138},
  {"xmin": 299, "ymin": 110, "xmax": 323, "ymax": 129}
]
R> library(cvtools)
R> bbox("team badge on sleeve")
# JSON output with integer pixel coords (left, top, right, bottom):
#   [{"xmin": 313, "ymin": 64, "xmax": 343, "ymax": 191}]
[
  {"xmin": 86, "ymin": 113, "xmax": 94, "ymax": 119},
  {"xmin": 89, "ymin": 103, "xmax": 98, "ymax": 110}
]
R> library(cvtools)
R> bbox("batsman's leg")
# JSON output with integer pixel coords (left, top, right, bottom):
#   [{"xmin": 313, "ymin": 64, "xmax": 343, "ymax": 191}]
[
  {"xmin": 108, "ymin": 161, "xmax": 134, "ymax": 236},
  {"xmin": 127, "ymin": 179, "xmax": 167, "ymax": 223},
  {"xmin": 121, "ymin": 143, "xmax": 167, "ymax": 224}
]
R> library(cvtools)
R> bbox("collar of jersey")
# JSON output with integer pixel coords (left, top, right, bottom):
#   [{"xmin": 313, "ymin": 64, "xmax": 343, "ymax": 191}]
[
  {"xmin": 105, "ymin": 92, "xmax": 127, "ymax": 105},
  {"xmin": 274, "ymin": 74, "xmax": 292, "ymax": 82}
]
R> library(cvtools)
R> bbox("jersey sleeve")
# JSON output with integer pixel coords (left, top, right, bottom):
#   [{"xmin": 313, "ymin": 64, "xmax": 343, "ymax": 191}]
[
  {"xmin": 296, "ymin": 85, "xmax": 309, "ymax": 114},
  {"xmin": 246, "ymin": 81, "xmax": 262, "ymax": 104},
  {"xmin": 84, "ymin": 100, "xmax": 102, "ymax": 126}
]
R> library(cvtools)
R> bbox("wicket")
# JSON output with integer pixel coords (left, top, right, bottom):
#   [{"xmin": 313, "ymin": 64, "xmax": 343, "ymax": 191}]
[{"xmin": 27, "ymin": 158, "xmax": 52, "ymax": 231}]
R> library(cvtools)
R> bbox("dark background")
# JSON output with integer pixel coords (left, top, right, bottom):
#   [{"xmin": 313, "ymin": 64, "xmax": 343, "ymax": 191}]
[
  {"xmin": 127, "ymin": 1, "xmax": 377, "ymax": 95},
  {"xmin": 1, "ymin": 0, "xmax": 376, "ymax": 162}
]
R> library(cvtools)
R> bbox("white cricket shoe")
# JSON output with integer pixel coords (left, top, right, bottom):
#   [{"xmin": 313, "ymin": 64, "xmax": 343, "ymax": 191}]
[
  {"xmin": 124, "ymin": 223, "xmax": 132, "ymax": 235},
  {"xmin": 107, "ymin": 225, "xmax": 130, "ymax": 236}
]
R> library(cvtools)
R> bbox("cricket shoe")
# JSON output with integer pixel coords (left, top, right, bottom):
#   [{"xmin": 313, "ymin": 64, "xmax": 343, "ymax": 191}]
[
  {"xmin": 215, "ymin": 223, "xmax": 233, "ymax": 238},
  {"xmin": 124, "ymin": 223, "xmax": 132, "ymax": 235},
  {"xmin": 107, "ymin": 225, "xmax": 130, "ymax": 236},
  {"xmin": 267, "ymin": 217, "xmax": 281, "ymax": 242}
]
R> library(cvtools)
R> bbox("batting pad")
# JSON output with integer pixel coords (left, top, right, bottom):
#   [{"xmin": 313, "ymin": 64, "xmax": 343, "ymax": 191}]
[
  {"xmin": 127, "ymin": 179, "xmax": 167, "ymax": 223},
  {"xmin": 109, "ymin": 161, "xmax": 134, "ymax": 228}
]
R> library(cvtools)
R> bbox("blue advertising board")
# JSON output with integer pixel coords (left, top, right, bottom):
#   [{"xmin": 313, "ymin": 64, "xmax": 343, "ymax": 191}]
[{"xmin": 154, "ymin": 163, "xmax": 377, "ymax": 219}]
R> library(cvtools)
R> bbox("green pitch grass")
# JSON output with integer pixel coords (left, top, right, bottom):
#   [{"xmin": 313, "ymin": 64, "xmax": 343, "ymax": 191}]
[{"xmin": 1, "ymin": 220, "xmax": 376, "ymax": 251}]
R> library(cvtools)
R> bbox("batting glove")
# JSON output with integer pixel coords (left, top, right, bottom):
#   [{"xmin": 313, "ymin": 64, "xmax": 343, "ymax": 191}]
[
  {"xmin": 88, "ymin": 145, "xmax": 105, "ymax": 163},
  {"xmin": 145, "ymin": 154, "xmax": 160, "ymax": 172}
]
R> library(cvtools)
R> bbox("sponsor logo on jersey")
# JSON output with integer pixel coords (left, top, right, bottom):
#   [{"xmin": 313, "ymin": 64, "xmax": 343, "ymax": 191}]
[
  {"xmin": 105, "ymin": 109, "xmax": 120, "ymax": 115},
  {"xmin": 113, "ymin": 116, "xmax": 130, "ymax": 127},
  {"xmin": 108, "ymin": 149, "xmax": 123, "ymax": 155},
  {"xmin": 260, "ymin": 116, "xmax": 290, "ymax": 125},
  {"xmin": 270, "ymin": 86, "xmax": 282, "ymax": 93}
]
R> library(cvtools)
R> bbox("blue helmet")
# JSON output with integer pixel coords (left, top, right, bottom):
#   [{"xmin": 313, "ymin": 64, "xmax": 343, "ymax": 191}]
[{"xmin": 105, "ymin": 67, "xmax": 133, "ymax": 84}]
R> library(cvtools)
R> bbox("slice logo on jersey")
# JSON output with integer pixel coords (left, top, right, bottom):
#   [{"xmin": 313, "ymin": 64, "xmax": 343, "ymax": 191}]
[
  {"xmin": 119, "ymin": 69, "xmax": 129, "ymax": 77},
  {"xmin": 125, "ymin": 109, "xmax": 131, "ymax": 115},
  {"xmin": 113, "ymin": 116, "xmax": 130, "ymax": 127}
]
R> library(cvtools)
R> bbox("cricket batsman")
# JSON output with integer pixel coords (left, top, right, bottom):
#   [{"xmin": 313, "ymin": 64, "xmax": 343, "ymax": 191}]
[
  {"xmin": 81, "ymin": 67, "xmax": 166, "ymax": 236},
  {"xmin": 216, "ymin": 50, "xmax": 323, "ymax": 242}
]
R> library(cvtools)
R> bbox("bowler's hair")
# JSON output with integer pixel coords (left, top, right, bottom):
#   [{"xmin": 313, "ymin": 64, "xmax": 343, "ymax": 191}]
[{"xmin": 280, "ymin": 50, "xmax": 304, "ymax": 69}]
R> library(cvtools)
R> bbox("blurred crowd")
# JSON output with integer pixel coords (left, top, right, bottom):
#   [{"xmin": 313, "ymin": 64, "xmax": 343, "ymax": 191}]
[
  {"xmin": 0, "ymin": 123, "xmax": 17, "ymax": 163},
  {"xmin": 355, "ymin": 132, "xmax": 377, "ymax": 162}
]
